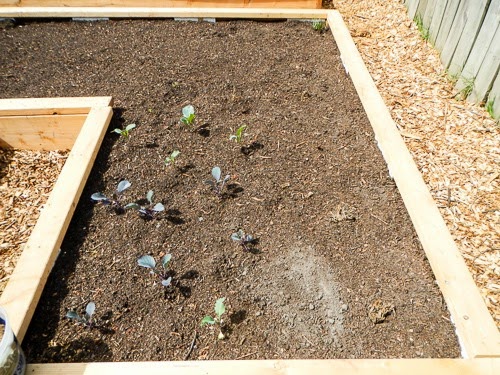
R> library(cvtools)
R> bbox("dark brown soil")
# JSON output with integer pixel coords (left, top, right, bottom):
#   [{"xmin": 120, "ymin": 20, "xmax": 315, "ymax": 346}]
[{"xmin": 0, "ymin": 19, "xmax": 460, "ymax": 362}]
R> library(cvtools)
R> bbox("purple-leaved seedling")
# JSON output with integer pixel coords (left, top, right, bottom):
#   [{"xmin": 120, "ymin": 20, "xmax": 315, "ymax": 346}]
[
  {"xmin": 91, "ymin": 180, "xmax": 132, "ymax": 213},
  {"xmin": 66, "ymin": 302, "xmax": 96, "ymax": 329},
  {"xmin": 205, "ymin": 166, "xmax": 230, "ymax": 198},
  {"xmin": 138, "ymin": 254, "xmax": 173, "ymax": 287},
  {"xmin": 231, "ymin": 229, "xmax": 254, "ymax": 252}
]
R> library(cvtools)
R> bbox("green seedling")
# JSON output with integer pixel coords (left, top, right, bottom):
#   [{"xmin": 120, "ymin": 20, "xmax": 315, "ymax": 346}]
[
  {"xmin": 229, "ymin": 125, "xmax": 247, "ymax": 143},
  {"xmin": 66, "ymin": 302, "xmax": 96, "ymax": 328},
  {"xmin": 112, "ymin": 123, "xmax": 136, "ymax": 138},
  {"xmin": 126, "ymin": 190, "xmax": 165, "ymax": 220},
  {"xmin": 180, "ymin": 105, "xmax": 196, "ymax": 126},
  {"xmin": 205, "ymin": 166, "xmax": 230, "ymax": 198},
  {"xmin": 91, "ymin": 180, "xmax": 132, "ymax": 213},
  {"xmin": 138, "ymin": 254, "xmax": 173, "ymax": 287},
  {"xmin": 231, "ymin": 229, "xmax": 254, "ymax": 252},
  {"xmin": 312, "ymin": 20, "xmax": 327, "ymax": 32},
  {"xmin": 165, "ymin": 150, "xmax": 180, "ymax": 166},
  {"xmin": 201, "ymin": 297, "xmax": 227, "ymax": 340}
]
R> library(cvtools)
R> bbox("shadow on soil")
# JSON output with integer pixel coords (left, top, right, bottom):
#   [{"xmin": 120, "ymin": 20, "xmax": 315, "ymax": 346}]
[{"xmin": 23, "ymin": 109, "xmax": 123, "ymax": 359}]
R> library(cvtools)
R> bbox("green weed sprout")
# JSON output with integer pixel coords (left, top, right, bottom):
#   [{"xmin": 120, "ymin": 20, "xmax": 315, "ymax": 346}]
[
  {"xmin": 165, "ymin": 150, "xmax": 180, "ymax": 166},
  {"xmin": 312, "ymin": 20, "xmax": 327, "ymax": 32},
  {"xmin": 181, "ymin": 105, "xmax": 196, "ymax": 126},
  {"xmin": 112, "ymin": 123, "xmax": 136, "ymax": 138},
  {"xmin": 229, "ymin": 125, "xmax": 247, "ymax": 143},
  {"xmin": 201, "ymin": 297, "xmax": 227, "ymax": 340}
]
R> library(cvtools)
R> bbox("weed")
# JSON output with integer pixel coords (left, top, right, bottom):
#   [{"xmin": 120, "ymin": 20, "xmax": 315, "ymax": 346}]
[
  {"xmin": 91, "ymin": 180, "xmax": 131, "ymax": 213},
  {"xmin": 229, "ymin": 125, "xmax": 247, "ymax": 143},
  {"xmin": 312, "ymin": 20, "xmax": 327, "ymax": 32},
  {"xmin": 138, "ymin": 254, "xmax": 172, "ymax": 287},
  {"xmin": 201, "ymin": 297, "xmax": 227, "ymax": 340},
  {"xmin": 205, "ymin": 166, "xmax": 230, "ymax": 198},
  {"xmin": 231, "ymin": 229, "xmax": 254, "ymax": 252},
  {"xmin": 112, "ymin": 123, "xmax": 136, "ymax": 138},
  {"xmin": 414, "ymin": 14, "xmax": 430, "ymax": 42},
  {"xmin": 455, "ymin": 76, "xmax": 475, "ymax": 100},
  {"xmin": 165, "ymin": 150, "xmax": 180, "ymax": 166},
  {"xmin": 66, "ymin": 302, "xmax": 96, "ymax": 328},
  {"xmin": 180, "ymin": 105, "xmax": 196, "ymax": 126}
]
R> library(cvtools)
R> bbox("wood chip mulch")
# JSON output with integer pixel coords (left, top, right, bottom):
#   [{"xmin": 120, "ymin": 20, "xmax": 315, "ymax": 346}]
[
  {"xmin": 0, "ymin": 149, "xmax": 68, "ymax": 293},
  {"xmin": 333, "ymin": 0, "xmax": 499, "ymax": 328}
]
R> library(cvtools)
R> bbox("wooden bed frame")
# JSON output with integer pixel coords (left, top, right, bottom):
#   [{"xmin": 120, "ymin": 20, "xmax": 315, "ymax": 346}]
[{"xmin": 0, "ymin": 7, "xmax": 498, "ymax": 374}]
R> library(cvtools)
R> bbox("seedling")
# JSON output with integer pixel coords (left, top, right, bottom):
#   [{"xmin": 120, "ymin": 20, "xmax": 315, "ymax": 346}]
[
  {"xmin": 165, "ymin": 150, "xmax": 180, "ymax": 166},
  {"xmin": 126, "ymin": 190, "xmax": 165, "ymax": 219},
  {"xmin": 91, "ymin": 180, "xmax": 131, "ymax": 212},
  {"xmin": 201, "ymin": 297, "xmax": 227, "ymax": 340},
  {"xmin": 66, "ymin": 302, "xmax": 96, "ymax": 328},
  {"xmin": 205, "ymin": 166, "xmax": 230, "ymax": 198},
  {"xmin": 229, "ymin": 125, "xmax": 247, "ymax": 143},
  {"xmin": 231, "ymin": 229, "xmax": 254, "ymax": 252},
  {"xmin": 180, "ymin": 105, "xmax": 196, "ymax": 126},
  {"xmin": 112, "ymin": 123, "xmax": 136, "ymax": 138},
  {"xmin": 138, "ymin": 254, "xmax": 172, "ymax": 287},
  {"xmin": 312, "ymin": 20, "xmax": 327, "ymax": 32}
]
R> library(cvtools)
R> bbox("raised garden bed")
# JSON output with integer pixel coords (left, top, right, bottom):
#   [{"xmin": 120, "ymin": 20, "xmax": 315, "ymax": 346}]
[{"xmin": 0, "ymin": 8, "xmax": 498, "ymax": 375}]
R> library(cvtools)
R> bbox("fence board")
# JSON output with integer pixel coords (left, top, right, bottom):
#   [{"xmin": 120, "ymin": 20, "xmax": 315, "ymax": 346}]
[
  {"xmin": 429, "ymin": 0, "xmax": 449, "ymax": 45},
  {"xmin": 435, "ymin": 0, "xmax": 460, "ymax": 51},
  {"xmin": 467, "ymin": 25, "xmax": 500, "ymax": 103},
  {"xmin": 408, "ymin": 0, "xmax": 421, "ymax": 19},
  {"xmin": 455, "ymin": 0, "xmax": 500, "ymax": 100},
  {"xmin": 445, "ymin": 0, "xmax": 490, "ymax": 75},
  {"xmin": 422, "ymin": 0, "xmax": 435, "ymax": 27},
  {"xmin": 487, "ymin": 72, "xmax": 500, "ymax": 118},
  {"xmin": 416, "ymin": 0, "xmax": 429, "ymax": 18}
]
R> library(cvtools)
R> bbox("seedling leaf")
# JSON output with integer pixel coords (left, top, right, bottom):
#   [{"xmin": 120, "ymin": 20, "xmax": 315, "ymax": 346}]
[
  {"xmin": 138, "ymin": 255, "xmax": 156, "ymax": 269},
  {"xmin": 161, "ymin": 254, "xmax": 172, "ymax": 269},
  {"xmin": 125, "ymin": 123, "xmax": 136, "ymax": 131},
  {"xmin": 117, "ymin": 180, "xmax": 131, "ymax": 194},
  {"xmin": 124, "ymin": 203, "xmax": 140, "ymax": 210},
  {"xmin": 66, "ymin": 311, "xmax": 80, "ymax": 320},
  {"xmin": 161, "ymin": 277, "xmax": 172, "ymax": 287},
  {"xmin": 146, "ymin": 190, "xmax": 154, "ymax": 204},
  {"xmin": 201, "ymin": 316, "xmax": 215, "ymax": 326},
  {"xmin": 215, "ymin": 297, "xmax": 226, "ymax": 317},
  {"xmin": 212, "ymin": 166, "xmax": 221, "ymax": 181},
  {"xmin": 85, "ymin": 302, "xmax": 95, "ymax": 317},
  {"xmin": 153, "ymin": 203, "xmax": 165, "ymax": 212},
  {"xmin": 91, "ymin": 192, "xmax": 107, "ymax": 201},
  {"xmin": 231, "ymin": 232, "xmax": 241, "ymax": 241},
  {"xmin": 182, "ymin": 105, "xmax": 195, "ymax": 118}
]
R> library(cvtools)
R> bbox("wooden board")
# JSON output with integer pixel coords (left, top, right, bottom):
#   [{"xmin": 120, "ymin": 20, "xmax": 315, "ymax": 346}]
[
  {"xmin": 0, "ymin": 96, "xmax": 113, "ymax": 116},
  {"xmin": 434, "ymin": 0, "xmax": 460, "ymax": 52},
  {"xmin": 25, "ymin": 358, "xmax": 500, "ymax": 375},
  {"xmin": 0, "ymin": 103, "xmax": 113, "ymax": 342},
  {"xmin": 0, "ymin": 0, "xmax": 322, "ymax": 9},
  {"xmin": 455, "ymin": 0, "xmax": 500, "ymax": 102},
  {"xmin": 327, "ymin": 10, "xmax": 500, "ymax": 359},
  {"xmin": 428, "ymin": 0, "xmax": 448, "ymax": 46},
  {"xmin": 0, "ymin": 9, "xmax": 499, "ymax": 375},
  {"xmin": 0, "ymin": 6, "xmax": 327, "ymax": 18},
  {"xmin": 0, "ymin": 114, "xmax": 87, "ymax": 150}
]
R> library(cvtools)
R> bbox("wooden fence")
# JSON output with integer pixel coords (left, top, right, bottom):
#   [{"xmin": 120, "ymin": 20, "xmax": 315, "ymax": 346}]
[{"xmin": 404, "ymin": 0, "xmax": 500, "ymax": 120}]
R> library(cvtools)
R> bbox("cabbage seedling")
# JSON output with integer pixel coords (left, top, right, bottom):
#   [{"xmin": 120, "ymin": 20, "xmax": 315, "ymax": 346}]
[
  {"xmin": 165, "ymin": 150, "xmax": 180, "ymax": 166},
  {"xmin": 205, "ymin": 166, "xmax": 230, "ymax": 198},
  {"xmin": 91, "ymin": 180, "xmax": 131, "ymax": 213},
  {"xmin": 66, "ymin": 302, "xmax": 96, "ymax": 328},
  {"xmin": 229, "ymin": 125, "xmax": 247, "ymax": 143},
  {"xmin": 180, "ymin": 105, "xmax": 196, "ymax": 126},
  {"xmin": 231, "ymin": 229, "xmax": 254, "ymax": 252},
  {"xmin": 138, "ymin": 254, "xmax": 172, "ymax": 287},
  {"xmin": 201, "ymin": 297, "xmax": 227, "ymax": 340},
  {"xmin": 126, "ymin": 190, "xmax": 165, "ymax": 219},
  {"xmin": 112, "ymin": 123, "xmax": 136, "ymax": 138}
]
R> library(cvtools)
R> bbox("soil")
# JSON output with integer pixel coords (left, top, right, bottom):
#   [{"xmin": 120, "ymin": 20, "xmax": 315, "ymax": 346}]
[{"xmin": 0, "ymin": 19, "xmax": 460, "ymax": 362}]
